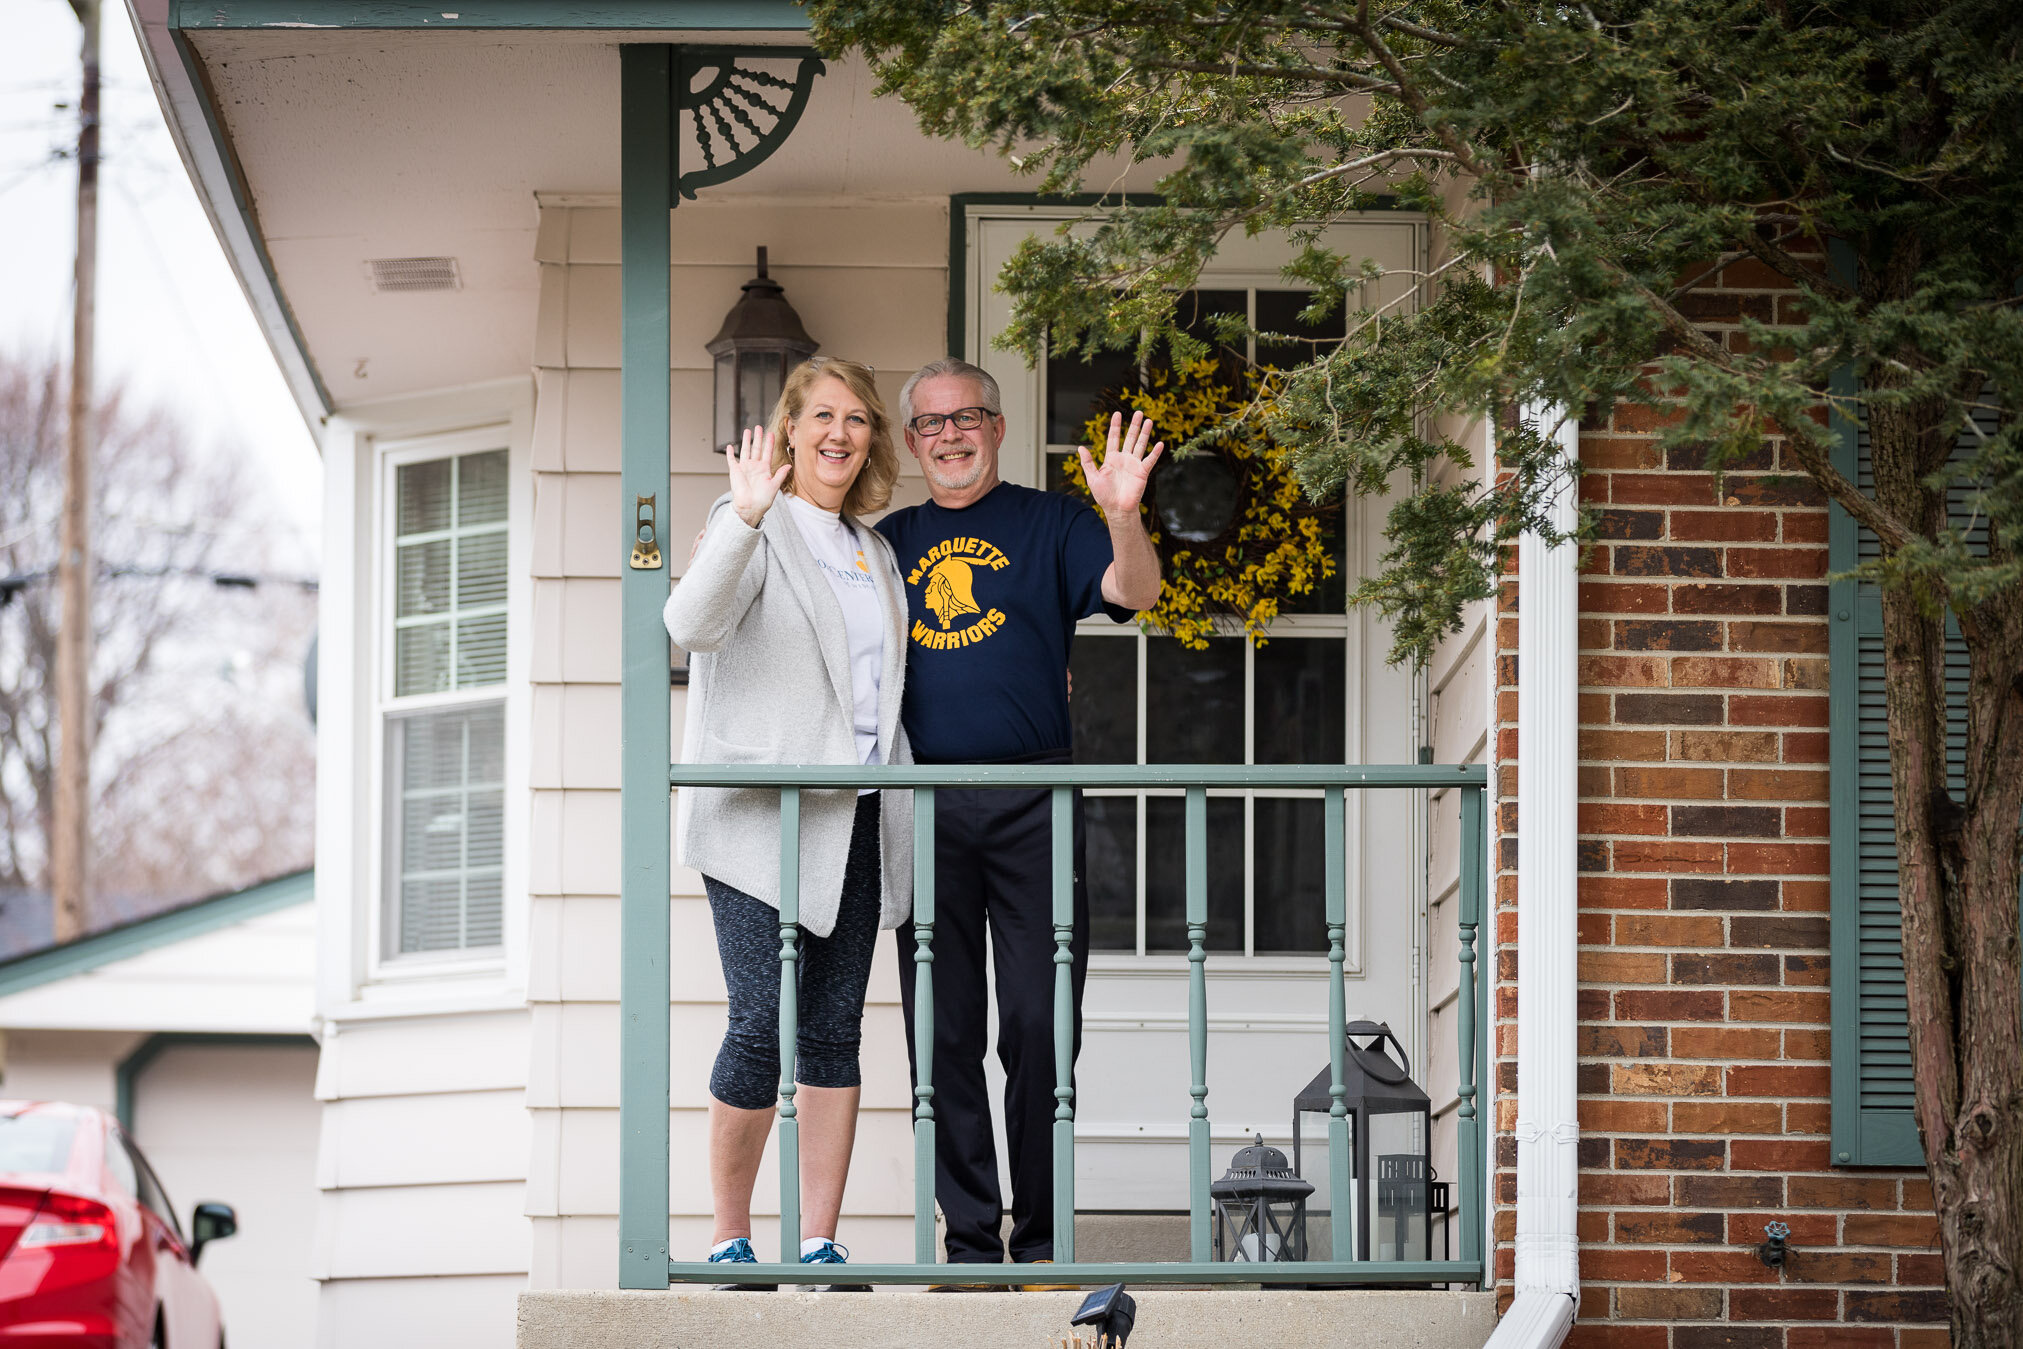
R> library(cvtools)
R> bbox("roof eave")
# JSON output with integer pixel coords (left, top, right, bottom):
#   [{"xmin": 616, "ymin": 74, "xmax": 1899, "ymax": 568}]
[{"xmin": 126, "ymin": 0, "xmax": 335, "ymax": 431}]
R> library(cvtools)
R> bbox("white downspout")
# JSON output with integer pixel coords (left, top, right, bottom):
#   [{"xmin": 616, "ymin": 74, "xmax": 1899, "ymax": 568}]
[{"xmin": 1482, "ymin": 409, "xmax": 1581, "ymax": 1348}]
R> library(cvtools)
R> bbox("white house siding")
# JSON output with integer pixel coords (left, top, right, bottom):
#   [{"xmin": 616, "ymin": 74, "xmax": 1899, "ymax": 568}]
[
  {"xmin": 311, "ymin": 362, "xmax": 537, "ymax": 1347},
  {"xmin": 310, "ymin": 1010, "xmax": 532, "ymax": 1348},
  {"xmin": 525, "ymin": 200, "xmax": 945, "ymax": 1286},
  {"xmin": 1422, "ymin": 417, "xmax": 1495, "ymax": 1259}
]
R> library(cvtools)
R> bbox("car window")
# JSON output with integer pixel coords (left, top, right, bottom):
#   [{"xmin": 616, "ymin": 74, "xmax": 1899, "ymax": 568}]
[
  {"xmin": 102, "ymin": 1123, "xmax": 137, "ymax": 1196},
  {"xmin": 0, "ymin": 1110, "xmax": 77, "ymax": 1173},
  {"xmin": 118, "ymin": 1134, "xmax": 184, "ymax": 1241}
]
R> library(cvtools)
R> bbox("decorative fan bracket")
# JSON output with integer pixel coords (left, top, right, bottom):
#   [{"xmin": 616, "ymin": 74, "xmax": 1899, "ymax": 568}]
[{"xmin": 670, "ymin": 45, "xmax": 826, "ymax": 202}]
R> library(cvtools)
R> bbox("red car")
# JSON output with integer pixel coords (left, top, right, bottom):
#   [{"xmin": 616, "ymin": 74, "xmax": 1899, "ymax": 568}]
[{"xmin": 0, "ymin": 1102, "xmax": 235, "ymax": 1348}]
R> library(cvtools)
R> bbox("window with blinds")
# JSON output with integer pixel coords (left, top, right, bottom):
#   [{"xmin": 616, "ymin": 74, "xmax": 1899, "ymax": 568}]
[
  {"xmin": 382, "ymin": 446, "xmax": 509, "ymax": 959},
  {"xmin": 392, "ymin": 450, "xmax": 509, "ymax": 695}
]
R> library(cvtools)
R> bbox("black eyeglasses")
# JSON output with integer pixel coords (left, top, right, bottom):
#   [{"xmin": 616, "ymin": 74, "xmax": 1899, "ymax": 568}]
[{"xmin": 906, "ymin": 406, "xmax": 994, "ymax": 436}]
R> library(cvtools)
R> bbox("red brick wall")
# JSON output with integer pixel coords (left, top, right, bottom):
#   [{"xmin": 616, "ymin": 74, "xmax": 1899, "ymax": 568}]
[{"xmin": 1491, "ymin": 263, "xmax": 1949, "ymax": 1346}]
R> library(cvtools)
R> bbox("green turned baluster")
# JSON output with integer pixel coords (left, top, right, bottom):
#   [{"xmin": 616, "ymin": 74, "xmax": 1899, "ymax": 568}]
[
  {"xmin": 1325, "ymin": 784, "xmax": 1353, "ymax": 1259},
  {"xmin": 778, "ymin": 786, "xmax": 801, "ymax": 1259},
  {"xmin": 912, "ymin": 787, "xmax": 938, "ymax": 1264},
  {"xmin": 1186, "ymin": 785, "xmax": 1211, "ymax": 1262},
  {"xmin": 1051, "ymin": 786, "xmax": 1076, "ymax": 1263},
  {"xmin": 1457, "ymin": 783, "xmax": 1483, "ymax": 1271}
]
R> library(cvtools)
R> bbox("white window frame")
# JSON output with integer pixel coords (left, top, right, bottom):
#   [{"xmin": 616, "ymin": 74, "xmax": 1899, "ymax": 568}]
[
  {"xmin": 369, "ymin": 426, "xmax": 517, "ymax": 979},
  {"xmin": 314, "ymin": 378, "xmax": 534, "ymax": 1015}
]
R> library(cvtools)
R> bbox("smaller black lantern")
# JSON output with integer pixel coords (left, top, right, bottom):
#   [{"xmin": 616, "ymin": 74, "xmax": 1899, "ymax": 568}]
[
  {"xmin": 706, "ymin": 246, "xmax": 819, "ymax": 451},
  {"xmin": 1292, "ymin": 1020, "xmax": 1433, "ymax": 1263},
  {"xmin": 1210, "ymin": 1134, "xmax": 1313, "ymax": 1263}
]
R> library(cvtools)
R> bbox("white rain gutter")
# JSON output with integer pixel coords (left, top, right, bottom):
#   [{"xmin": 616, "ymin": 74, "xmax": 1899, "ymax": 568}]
[{"xmin": 1482, "ymin": 409, "xmax": 1581, "ymax": 1349}]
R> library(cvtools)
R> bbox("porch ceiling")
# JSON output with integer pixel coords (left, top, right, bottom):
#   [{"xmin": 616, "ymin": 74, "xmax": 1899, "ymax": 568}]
[{"xmin": 164, "ymin": 26, "xmax": 1096, "ymax": 417}]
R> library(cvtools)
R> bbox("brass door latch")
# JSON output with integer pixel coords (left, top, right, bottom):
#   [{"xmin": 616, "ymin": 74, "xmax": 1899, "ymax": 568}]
[{"xmin": 630, "ymin": 494, "xmax": 663, "ymax": 570}]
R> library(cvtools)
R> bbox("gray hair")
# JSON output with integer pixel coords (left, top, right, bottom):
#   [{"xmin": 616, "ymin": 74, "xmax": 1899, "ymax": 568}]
[{"xmin": 899, "ymin": 358, "xmax": 1003, "ymax": 429}]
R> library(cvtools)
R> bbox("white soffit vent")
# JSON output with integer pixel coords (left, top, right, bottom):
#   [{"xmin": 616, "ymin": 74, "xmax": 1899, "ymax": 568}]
[{"xmin": 365, "ymin": 256, "xmax": 462, "ymax": 294}]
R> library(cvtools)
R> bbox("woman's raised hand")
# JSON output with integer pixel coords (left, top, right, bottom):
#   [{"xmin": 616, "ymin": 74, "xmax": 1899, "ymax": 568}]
[{"xmin": 726, "ymin": 426, "xmax": 789, "ymax": 529}]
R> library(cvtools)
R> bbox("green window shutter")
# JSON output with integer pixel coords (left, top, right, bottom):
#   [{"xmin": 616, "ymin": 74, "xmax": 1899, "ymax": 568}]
[
  {"xmin": 1829, "ymin": 355, "xmax": 1991, "ymax": 1165},
  {"xmin": 1828, "ymin": 371, "xmax": 1925, "ymax": 1166}
]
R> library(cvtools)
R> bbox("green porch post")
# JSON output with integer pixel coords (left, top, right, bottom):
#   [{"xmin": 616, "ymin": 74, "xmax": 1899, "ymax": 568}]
[{"xmin": 616, "ymin": 43, "xmax": 673, "ymax": 1291}]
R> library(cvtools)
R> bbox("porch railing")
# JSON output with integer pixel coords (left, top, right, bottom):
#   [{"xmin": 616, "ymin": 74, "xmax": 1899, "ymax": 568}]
[{"xmin": 624, "ymin": 762, "xmax": 1487, "ymax": 1288}]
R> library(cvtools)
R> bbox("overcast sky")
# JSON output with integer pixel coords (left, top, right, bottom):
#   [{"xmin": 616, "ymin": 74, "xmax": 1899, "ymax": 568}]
[{"xmin": 1, "ymin": 1, "xmax": 321, "ymax": 555}]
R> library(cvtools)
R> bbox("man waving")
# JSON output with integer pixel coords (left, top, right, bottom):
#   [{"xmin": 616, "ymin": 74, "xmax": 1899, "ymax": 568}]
[{"xmin": 875, "ymin": 357, "xmax": 1162, "ymax": 1276}]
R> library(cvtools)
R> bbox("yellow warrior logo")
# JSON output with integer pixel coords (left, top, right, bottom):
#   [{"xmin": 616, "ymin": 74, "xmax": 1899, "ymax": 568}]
[
  {"xmin": 923, "ymin": 558, "xmax": 981, "ymax": 629},
  {"xmin": 907, "ymin": 537, "xmax": 1011, "ymax": 650}
]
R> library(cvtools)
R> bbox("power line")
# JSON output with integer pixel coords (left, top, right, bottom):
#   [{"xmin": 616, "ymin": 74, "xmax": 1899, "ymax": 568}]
[{"xmin": 0, "ymin": 566, "xmax": 320, "ymax": 605}]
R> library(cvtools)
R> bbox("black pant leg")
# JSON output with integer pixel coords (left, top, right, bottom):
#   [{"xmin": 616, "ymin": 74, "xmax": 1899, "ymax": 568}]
[
  {"xmin": 897, "ymin": 788, "xmax": 1003, "ymax": 1263},
  {"xmin": 985, "ymin": 787, "xmax": 1090, "ymax": 1262}
]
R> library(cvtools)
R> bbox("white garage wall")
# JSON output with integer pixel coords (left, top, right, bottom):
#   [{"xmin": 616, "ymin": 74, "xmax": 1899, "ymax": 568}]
[{"xmin": 130, "ymin": 1040, "xmax": 321, "ymax": 1349}]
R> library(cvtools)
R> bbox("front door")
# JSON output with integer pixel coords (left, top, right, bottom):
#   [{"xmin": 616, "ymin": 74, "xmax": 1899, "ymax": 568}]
[{"xmin": 961, "ymin": 208, "xmax": 1434, "ymax": 1221}]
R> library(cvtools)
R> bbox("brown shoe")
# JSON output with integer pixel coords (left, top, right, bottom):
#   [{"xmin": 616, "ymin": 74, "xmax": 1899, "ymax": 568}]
[
  {"xmin": 927, "ymin": 1281, "xmax": 994, "ymax": 1292},
  {"xmin": 1018, "ymin": 1259, "xmax": 1076, "ymax": 1292}
]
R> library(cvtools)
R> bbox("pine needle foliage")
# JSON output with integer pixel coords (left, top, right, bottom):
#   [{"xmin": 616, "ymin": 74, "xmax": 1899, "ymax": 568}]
[{"xmin": 809, "ymin": 3, "xmax": 2023, "ymax": 1343}]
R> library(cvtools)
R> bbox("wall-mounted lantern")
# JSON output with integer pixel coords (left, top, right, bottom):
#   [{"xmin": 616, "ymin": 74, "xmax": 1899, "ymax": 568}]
[
  {"xmin": 706, "ymin": 246, "xmax": 818, "ymax": 450},
  {"xmin": 1292, "ymin": 1020, "xmax": 1434, "ymax": 1262}
]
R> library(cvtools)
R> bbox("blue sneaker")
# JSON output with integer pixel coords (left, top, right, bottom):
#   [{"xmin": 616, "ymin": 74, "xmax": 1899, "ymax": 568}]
[
  {"xmin": 709, "ymin": 1237, "xmax": 775, "ymax": 1291},
  {"xmin": 800, "ymin": 1240, "xmax": 870, "ymax": 1292}
]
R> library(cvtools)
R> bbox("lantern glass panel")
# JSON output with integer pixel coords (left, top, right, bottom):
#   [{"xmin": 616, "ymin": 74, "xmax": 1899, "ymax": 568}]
[
  {"xmin": 738, "ymin": 350, "xmax": 784, "ymax": 438},
  {"xmin": 714, "ymin": 352, "xmax": 737, "ymax": 449},
  {"xmin": 1288, "ymin": 1104, "xmax": 1340, "ymax": 1259},
  {"xmin": 1367, "ymin": 1109, "xmax": 1430, "ymax": 1262}
]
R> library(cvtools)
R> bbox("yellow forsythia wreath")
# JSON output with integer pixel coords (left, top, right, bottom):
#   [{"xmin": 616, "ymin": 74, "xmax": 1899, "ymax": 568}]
[{"xmin": 1061, "ymin": 357, "xmax": 1338, "ymax": 649}]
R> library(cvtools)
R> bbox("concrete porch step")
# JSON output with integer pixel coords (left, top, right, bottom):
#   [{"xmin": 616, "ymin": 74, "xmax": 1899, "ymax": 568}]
[{"xmin": 518, "ymin": 1289, "xmax": 1496, "ymax": 1349}]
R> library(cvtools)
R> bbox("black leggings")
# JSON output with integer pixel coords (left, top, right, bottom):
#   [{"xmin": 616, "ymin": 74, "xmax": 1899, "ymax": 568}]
[{"xmin": 706, "ymin": 793, "xmax": 882, "ymax": 1111}]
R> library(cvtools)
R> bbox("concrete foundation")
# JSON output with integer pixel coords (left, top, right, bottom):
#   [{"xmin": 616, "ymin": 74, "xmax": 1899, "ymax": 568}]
[{"xmin": 518, "ymin": 1288, "xmax": 1498, "ymax": 1349}]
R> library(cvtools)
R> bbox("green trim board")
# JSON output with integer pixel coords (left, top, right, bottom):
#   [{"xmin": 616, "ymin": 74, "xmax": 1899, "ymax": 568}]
[
  {"xmin": 115, "ymin": 1032, "xmax": 319, "ymax": 1133},
  {"xmin": 615, "ymin": 43, "xmax": 674, "ymax": 1292},
  {"xmin": 679, "ymin": 1259, "xmax": 1485, "ymax": 1286},
  {"xmin": 0, "ymin": 871, "xmax": 313, "ymax": 1002},
  {"xmin": 170, "ymin": 1, "xmax": 811, "ymax": 28}
]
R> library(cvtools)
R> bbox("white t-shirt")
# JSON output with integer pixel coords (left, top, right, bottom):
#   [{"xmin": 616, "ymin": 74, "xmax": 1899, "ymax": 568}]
[{"xmin": 784, "ymin": 493, "xmax": 884, "ymax": 768}]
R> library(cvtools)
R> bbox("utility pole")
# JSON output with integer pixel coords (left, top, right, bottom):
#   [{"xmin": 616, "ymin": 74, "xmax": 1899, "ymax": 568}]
[{"xmin": 53, "ymin": 0, "xmax": 99, "ymax": 943}]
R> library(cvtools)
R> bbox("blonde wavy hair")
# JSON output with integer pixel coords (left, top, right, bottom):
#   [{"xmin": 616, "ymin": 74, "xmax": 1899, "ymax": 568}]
[{"xmin": 766, "ymin": 357, "xmax": 898, "ymax": 518}]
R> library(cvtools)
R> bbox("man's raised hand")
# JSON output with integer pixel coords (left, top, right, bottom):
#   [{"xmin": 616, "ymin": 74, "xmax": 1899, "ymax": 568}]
[
  {"xmin": 727, "ymin": 426, "xmax": 789, "ymax": 529},
  {"xmin": 1080, "ymin": 411, "xmax": 1165, "ymax": 521}
]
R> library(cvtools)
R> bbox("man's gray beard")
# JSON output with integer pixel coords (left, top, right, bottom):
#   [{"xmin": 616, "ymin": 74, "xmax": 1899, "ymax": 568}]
[{"xmin": 924, "ymin": 449, "xmax": 987, "ymax": 492}]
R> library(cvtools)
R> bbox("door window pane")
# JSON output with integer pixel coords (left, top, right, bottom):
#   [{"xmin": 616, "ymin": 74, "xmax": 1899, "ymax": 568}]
[
  {"xmin": 1145, "ymin": 637, "xmax": 1244, "ymax": 763},
  {"xmin": 1253, "ymin": 797, "xmax": 1329, "ymax": 954},
  {"xmin": 1255, "ymin": 288, "xmax": 1346, "ymax": 365},
  {"xmin": 1145, "ymin": 795, "xmax": 1245, "ymax": 953},
  {"xmin": 1045, "ymin": 347, "xmax": 1138, "ymax": 447},
  {"xmin": 1071, "ymin": 636, "xmax": 1138, "ymax": 765},
  {"xmin": 1254, "ymin": 639, "xmax": 1346, "ymax": 764},
  {"xmin": 1085, "ymin": 796, "xmax": 1138, "ymax": 952}
]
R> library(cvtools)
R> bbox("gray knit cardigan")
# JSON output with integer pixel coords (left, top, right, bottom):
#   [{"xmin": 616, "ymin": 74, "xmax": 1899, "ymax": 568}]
[{"xmin": 662, "ymin": 492, "xmax": 913, "ymax": 937}]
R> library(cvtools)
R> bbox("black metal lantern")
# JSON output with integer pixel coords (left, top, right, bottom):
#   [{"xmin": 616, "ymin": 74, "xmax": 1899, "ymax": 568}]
[
  {"xmin": 1210, "ymin": 1135, "xmax": 1313, "ymax": 1263},
  {"xmin": 706, "ymin": 246, "xmax": 818, "ymax": 450},
  {"xmin": 1292, "ymin": 1020, "xmax": 1433, "ymax": 1263}
]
